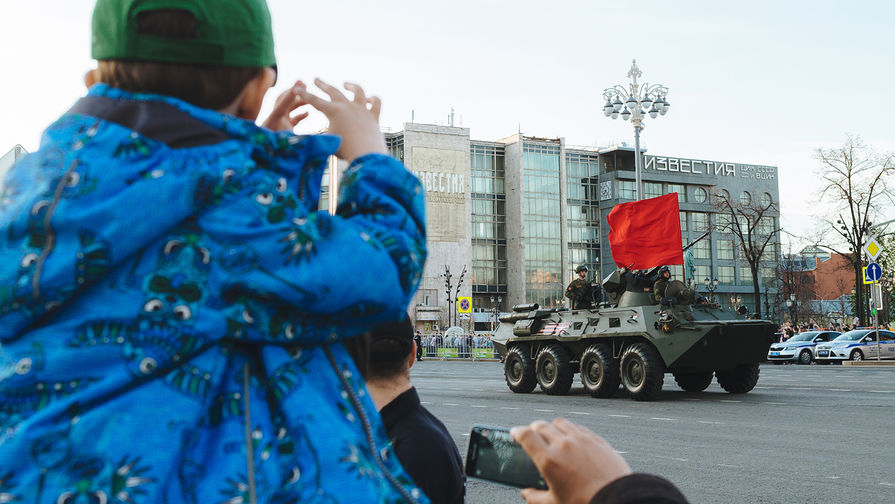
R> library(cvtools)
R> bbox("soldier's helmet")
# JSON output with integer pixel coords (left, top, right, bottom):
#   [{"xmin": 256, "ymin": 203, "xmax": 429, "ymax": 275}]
[
  {"xmin": 659, "ymin": 265, "xmax": 670, "ymax": 276},
  {"xmin": 575, "ymin": 265, "xmax": 588, "ymax": 273}
]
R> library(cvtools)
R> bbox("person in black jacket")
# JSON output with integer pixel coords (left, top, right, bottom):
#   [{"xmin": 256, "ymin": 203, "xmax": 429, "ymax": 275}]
[
  {"xmin": 346, "ymin": 318, "xmax": 466, "ymax": 504},
  {"xmin": 512, "ymin": 418, "xmax": 689, "ymax": 504}
]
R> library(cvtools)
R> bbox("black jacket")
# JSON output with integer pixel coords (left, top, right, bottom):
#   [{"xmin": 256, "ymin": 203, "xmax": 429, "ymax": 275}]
[
  {"xmin": 591, "ymin": 473, "xmax": 689, "ymax": 504},
  {"xmin": 380, "ymin": 387, "xmax": 466, "ymax": 504}
]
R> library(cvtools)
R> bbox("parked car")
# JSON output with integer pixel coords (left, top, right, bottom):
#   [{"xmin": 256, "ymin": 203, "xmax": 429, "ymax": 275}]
[
  {"xmin": 814, "ymin": 329, "xmax": 895, "ymax": 363},
  {"xmin": 767, "ymin": 331, "xmax": 840, "ymax": 364}
]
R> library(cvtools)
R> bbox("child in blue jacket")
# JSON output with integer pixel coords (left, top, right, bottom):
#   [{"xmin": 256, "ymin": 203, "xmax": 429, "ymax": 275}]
[{"xmin": 0, "ymin": 0, "xmax": 428, "ymax": 502}]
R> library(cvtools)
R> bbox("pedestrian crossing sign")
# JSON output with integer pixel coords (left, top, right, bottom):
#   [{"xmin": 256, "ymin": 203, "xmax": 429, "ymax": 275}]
[{"xmin": 458, "ymin": 297, "xmax": 472, "ymax": 313}]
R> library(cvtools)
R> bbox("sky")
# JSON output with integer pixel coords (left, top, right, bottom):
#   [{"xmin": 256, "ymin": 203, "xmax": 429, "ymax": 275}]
[{"xmin": 2, "ymin": 0, "xmax": 893, "ymax": 248}]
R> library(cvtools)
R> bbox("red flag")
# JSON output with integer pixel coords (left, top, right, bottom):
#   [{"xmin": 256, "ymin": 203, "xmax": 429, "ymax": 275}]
[{"xmin": 607, "ymin": 193, "xmax": 683, "ymax": 269}]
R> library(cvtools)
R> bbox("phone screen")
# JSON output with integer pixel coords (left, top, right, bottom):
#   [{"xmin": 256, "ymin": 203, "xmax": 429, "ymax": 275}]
[{"xmin": 465, "ymin": 424, "xmax": 547, "ymax": 489}]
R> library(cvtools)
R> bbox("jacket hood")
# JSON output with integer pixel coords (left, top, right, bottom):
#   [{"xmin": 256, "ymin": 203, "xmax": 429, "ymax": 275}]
[{"xmin": 0, "ymin": 84, "xmax": 338, "ymax": 340}]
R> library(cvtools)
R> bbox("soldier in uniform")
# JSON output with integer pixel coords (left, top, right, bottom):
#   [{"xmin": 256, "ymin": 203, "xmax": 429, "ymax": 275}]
[
  {"xmin": 565, "ymin": 265, "xmax": 594, "ymax": 309},
  {"xmin": 653, "ymin": 265, "xmax": 672, "ymax": 304}
]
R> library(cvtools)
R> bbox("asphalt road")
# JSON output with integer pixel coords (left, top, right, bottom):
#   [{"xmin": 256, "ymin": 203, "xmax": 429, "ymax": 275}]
[{"xmin": 409, "ymin": 360, "xmax": 895, "ymax": 504}]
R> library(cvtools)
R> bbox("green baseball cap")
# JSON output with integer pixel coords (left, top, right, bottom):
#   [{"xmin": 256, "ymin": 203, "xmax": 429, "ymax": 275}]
[{"xmin": 91, "ymin": 0, "xmax": 276, "ymax": 67}]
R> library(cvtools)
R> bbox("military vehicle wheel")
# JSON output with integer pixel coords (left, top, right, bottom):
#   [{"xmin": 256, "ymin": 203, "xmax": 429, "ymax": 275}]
[
  {"xmin": 536, "ymin": 345, "xmax": 574, "ymax": 395},
  {"xmin": 580, "ymin": 344, "xmax": 620, "ymax": 398},
  {"xmin": 716, "ymin": 363, "xmax": 760, "ymax": 394},
  {"xmin": 620, "ymin": 343, "xmax": 664, "ymax": 401},
  {"xmin": 673, "ymin": 372, "xmax": 713, "ymax": 392},
  {"xmin": 798, "ymin": 349, "xmax": 813, "ymax": 365},
  {"xmin": 504, "ymin": 346, "xmax": 537, "ymax": 393}
]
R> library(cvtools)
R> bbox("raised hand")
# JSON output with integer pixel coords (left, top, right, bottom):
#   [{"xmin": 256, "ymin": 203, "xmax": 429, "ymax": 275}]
[
  {"xmin": 512, "ymin": 418, "xmax": 632, "ymax": 504},
  {"xmin": 261, "ymin": 81, "xmax": 310, "ymax": 131},
  {"xmin": 294, "ymin": 78, "xmax": 386, "ymax": 162}
]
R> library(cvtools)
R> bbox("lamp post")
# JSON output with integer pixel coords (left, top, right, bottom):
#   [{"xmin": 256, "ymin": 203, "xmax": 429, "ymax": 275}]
[
  {"xmin": 787, "ymin": 293, "xmax": 796, "ymax": 326},
  {"xmin": 490, "ymin": 295, "xmax": 503, "ymax": 333},
  {"xmin": 704, "ymin": 277, "xmax": 719, "ymax": 303},
  {"xmin": 602, "ymin": 59, "xmax": 670, "ymax": 201}
]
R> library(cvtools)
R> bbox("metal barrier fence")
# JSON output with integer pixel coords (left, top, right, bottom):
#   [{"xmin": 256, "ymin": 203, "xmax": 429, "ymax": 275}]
[{"xmin": 420, "ymin": 336, "xmax": 499, "ymax": 360}]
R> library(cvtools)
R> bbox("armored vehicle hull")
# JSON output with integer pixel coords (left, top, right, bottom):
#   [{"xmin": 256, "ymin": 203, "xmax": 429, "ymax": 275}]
[{"xmin": 494, "ymin": 269, "xmax": 775, "ymax": 401}]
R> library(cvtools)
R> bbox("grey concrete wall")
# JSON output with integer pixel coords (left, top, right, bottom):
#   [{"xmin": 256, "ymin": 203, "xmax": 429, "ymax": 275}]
[
  {"xmin": 402, "ymin": 123, "xmax": 472, "ymax": 328},
  {"xmin": 502, "ymin": 135, "xmax": 525, "ymax": 309}
]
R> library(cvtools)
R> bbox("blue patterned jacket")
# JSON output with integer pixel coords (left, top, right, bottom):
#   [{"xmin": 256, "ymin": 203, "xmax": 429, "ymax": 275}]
[{"xmin": 0, "ymin": 84, "xmax": 429, "ymax": 503}]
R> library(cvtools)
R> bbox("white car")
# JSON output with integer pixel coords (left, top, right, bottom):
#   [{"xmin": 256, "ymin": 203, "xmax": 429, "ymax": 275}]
[
  {"xmin": 767, "ymin": 331, "xmax": 840, "ymax": 364},
  {"xmin": 814, "ymin": 329, "xmax": 895, "ymax": 362}
]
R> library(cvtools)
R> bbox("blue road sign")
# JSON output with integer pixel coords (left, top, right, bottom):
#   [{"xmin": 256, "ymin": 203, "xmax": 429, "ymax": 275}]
[{"xmin": 866, "ymin": 262, "xmax": 882, "ymax": 282}]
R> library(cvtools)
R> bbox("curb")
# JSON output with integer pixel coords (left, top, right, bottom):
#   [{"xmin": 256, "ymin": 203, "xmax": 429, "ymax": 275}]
[{"xmin": 842, "ymin": 360, "xmax": 895, "ymax": 366}]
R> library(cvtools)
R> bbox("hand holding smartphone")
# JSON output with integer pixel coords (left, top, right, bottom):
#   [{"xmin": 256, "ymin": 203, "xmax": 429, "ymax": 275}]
[{"xmin": 464, "ymin": 424, "xmax": 547, "ymax": 490}]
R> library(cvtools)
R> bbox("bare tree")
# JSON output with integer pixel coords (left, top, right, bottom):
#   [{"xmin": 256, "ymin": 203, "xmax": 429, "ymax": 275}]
[
  {"xmin": 713, "ymin": 193, "xmax": 780, "ymax": 318},
  {"xmin": 815, "ymin": 136, "xmax": 895, "ymax": 326},
  {"xmin": 778, "ymin": 248, "xmax": 815, "ymax": 325}
]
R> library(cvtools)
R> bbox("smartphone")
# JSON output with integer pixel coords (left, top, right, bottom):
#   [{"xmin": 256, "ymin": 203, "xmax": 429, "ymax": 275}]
[{"xmin": 465, "ymin": 424, "xmax": 547, "ymax": 490}]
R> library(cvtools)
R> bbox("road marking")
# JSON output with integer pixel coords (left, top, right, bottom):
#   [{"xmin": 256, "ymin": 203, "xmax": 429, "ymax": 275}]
[
  {"xmin": 826, "ymin": 476, "xmax": 841, "ymax": 480},
  {"xmin": 608, "ymin": 414, "xmax": 631, "ymax": 418},
  {"xmin": 753, "ymin": 386, "xmax": 771, "ymax": 389},
  {"xmin": 763, "ymin": 402, "xmax": 786, "ymax": 405},
  {"xmin": 829, "ymin": 389, "xmax": 852, "ymax": 392},
  {"xmin": 880, "ymin": 482, "xmax": 895, "ymax": 487},
  {"xmin": 444, "ymin": 403, "xmax": 459, "ymax": 406},
  {"xmin": 568, "ymin": 411, "xmax": 590, "ymax": 415},
  {"xmin": 500, "ymin": 406, "xmax": 520, "ymax": 410},
  {"xmin": 717, "ymin": 463, "xmax": 738, "ymax": 468},
  {"xmin": 421, "ymin": 401, "xmax": 432, "ymax": 405},
  {"xmin": 461, "ymin": 433, "xmax": 470, "ymax": 437},
  {"xmin": 651, "ymin": 417, "xmax": 675, "ymax": 421},
  {"xmin": 720, "ymin": 400, "xmax": 742, "ymax": 403},
  {"xmin": 788, "ymin": 387, "xmax": 811, "ymax": 391},
  {"xmin": 869, "ymin": 390, "xmax": 894, "ymax": 393},
  {"xmin": 698, "ymin": 420, "xmax": 723, "ymax": 425},
  {"xmin": 655, "ymin": 455, "xmax": 688, "ymax": 462},
  {"xmin": 614, "ymin": 450, "xmax": 628, "ymax": 454},
  {"xmin": 534, "ymin": 409, "xmax": 555, "ymax": 413},
  {"xmin": 470, "ymin": 405, "xmax": 488, "ymax": 408}
]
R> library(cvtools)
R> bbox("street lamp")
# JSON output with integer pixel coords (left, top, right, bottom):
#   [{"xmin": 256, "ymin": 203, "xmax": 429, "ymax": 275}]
[
  {"xmin": 602, "ymin": 59, "xmax": 671, "ymax": 201},
  {"xmin": 787, "ymin": 293, "xmax": 796, "ymax": 326},
  {"xmin": 704, "ymin": 277, "xmax": 719, "ymax": 302},
  {"xmin": 490, "ymin": 295, "xmax": 502, "ymax": 333}
]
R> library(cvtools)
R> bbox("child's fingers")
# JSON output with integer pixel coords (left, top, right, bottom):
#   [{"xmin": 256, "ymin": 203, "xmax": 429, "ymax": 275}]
[
  {"xmin": 290, "ymin": 111, "xmax": 310, "ymax": 126},
  {"xmin": 344, "ymin": 82, "xmax": 366, "ymax": 104},
  {"xmin": 368, "ymin": 96, "xmax": 382, "ymax": 120},
  {"xmin": 294, "ymin": 86, "xmax": 332, "ymax": 113},
  {"xmin": 314, "ymin": 78, "xmax": 348, "ymax": 102}
]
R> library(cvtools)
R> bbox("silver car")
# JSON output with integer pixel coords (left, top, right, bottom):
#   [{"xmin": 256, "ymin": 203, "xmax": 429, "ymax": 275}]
[
  {"xmin": 814, "ymin": 329, "xmax": 895, "ymax": 362},
  {"xmin": 767, "ymin": 331, "xmax": 840, "ymax": 364}
]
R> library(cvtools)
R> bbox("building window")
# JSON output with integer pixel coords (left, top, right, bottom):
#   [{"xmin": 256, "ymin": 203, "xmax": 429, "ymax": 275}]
[
  {"xmin": 691, "ymin": 212, "xmax": 710, "ymax": 232},
  {"xmin": 717, "ymin": 238, "xmax": 736, "ymax": 260},
  {"xmin": 693, "ymin": 239, "xmax": 711, "ymax": 259},
  {"xmin": 644, "ymin": 182, "xmax": 663, "ymax": 199},
  {"xmin": 565, "ymin": 151, "xmax": 600, "ymax": 278},
  {"xmin": 740, "ymin": 191, "xmax": 752, "ymax": 205},
  {"xmin": 739, "ymin": 266, "xmax": 753, "ymax": 286},
  {"xmin": 471, "ymin": 143, "xmax": 507, "ymax": 294},
  {"xmin": 679, "ymin": 211, "xmax": 688, "ymax": 232},
  {"xmin": 695, "ymin": 265, "xmax": 711, "ymax": 283},
  {"xmin": 618, "ymin": 179, "xmax": 635, "ymax": 200},
  {"xmin": 716, "ymin": 188, "xmax": 730, "ymax": 201},
  {"xmin": 693, "ymin": 187, "xmax": 707, "ymax": 203},
  {"xmin": 718, "ymin": 266, "xmax": 735, "ymax": 285},
  {"xmin": 524, "ymin": 142, "xmax": 563, "ymax": 308},
  {"xmin": 761, "ymin": 192, "xmax": 772, "ymax": 207},
  {"xmin": 667, "ymin": 184, "xmax": 685, "ymax": 203}
]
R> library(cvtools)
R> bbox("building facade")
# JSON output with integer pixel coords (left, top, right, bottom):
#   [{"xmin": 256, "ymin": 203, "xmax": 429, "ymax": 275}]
[{"xmin": 334, "ymin": 124, "xmax": 781, "ymax": 333}]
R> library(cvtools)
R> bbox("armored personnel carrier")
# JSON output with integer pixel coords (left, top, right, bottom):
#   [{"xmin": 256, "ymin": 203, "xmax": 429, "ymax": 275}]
[{"xmin": 493, "ymin": 266, "xmax": 775, "ymax": 401}]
